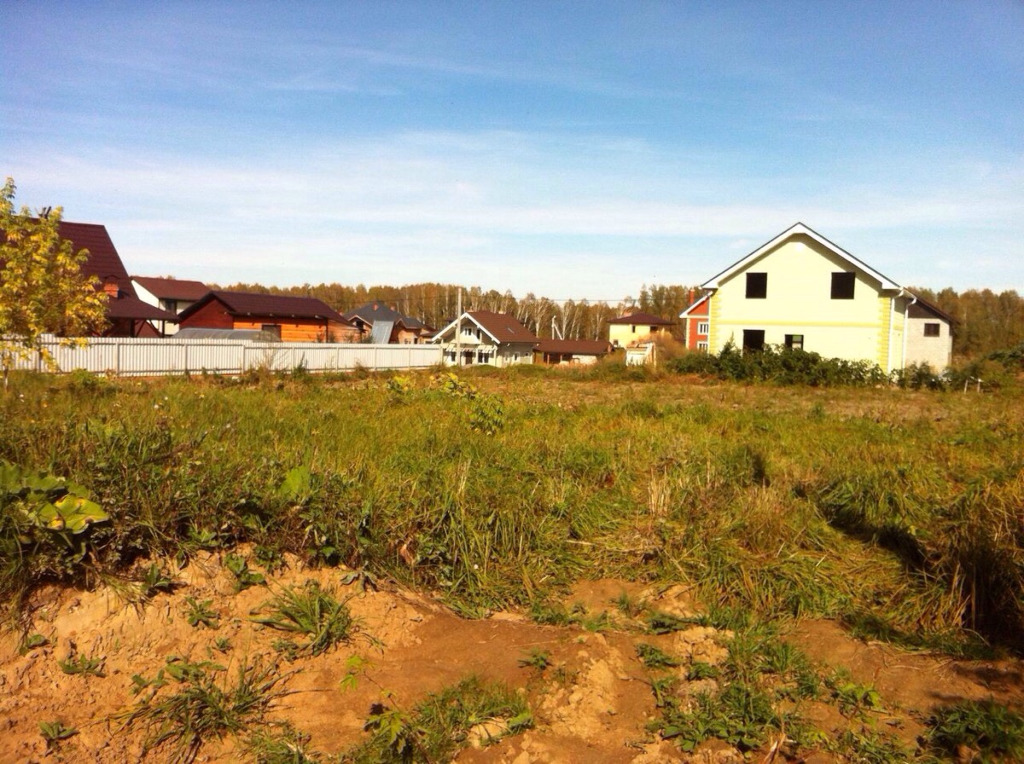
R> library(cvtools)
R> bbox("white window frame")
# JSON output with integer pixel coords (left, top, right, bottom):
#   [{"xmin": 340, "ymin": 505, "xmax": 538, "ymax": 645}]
[{"xmin": 697, "ymin": 322, "xmax": 709, "ymax": 335}]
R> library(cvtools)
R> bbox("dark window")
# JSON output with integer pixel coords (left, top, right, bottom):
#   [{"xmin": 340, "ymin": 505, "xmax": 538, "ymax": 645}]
[
  {"xmin": 746, "ymin": 272, "xmax": 767, "ymax": 299},
  {"xmin": 924, "ymin": 322, "xmax": 940, "ymax": 337},
  {"xmin": 261, "ymin": 323, "xmax": 282, "ymax": 340},
  {"xmin": 831, "ymin": 272, "xmax": 856, "ymax": 299},
  {"xmin": 785, "ymin": 334, "xmax": 804, "ymax": 350},
  {"xmin": 742, "ymin": 329, "xmax": 765, "ymax": 353}
]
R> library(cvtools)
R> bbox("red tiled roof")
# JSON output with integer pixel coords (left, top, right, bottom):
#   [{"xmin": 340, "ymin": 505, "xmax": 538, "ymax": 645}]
[
  {"xmin": 179, "ymin": 290, "xmax": 350, "ymax": 323},
  {"xmin": 133, "ymin": 276, "xmax": 210, "ymax": 301},
  {"xmin": 535, "ymin": 339, "xmax": 613, "ymax": 355},
  {"xmin": 468, "ymin": 311, "xmax": 537, "ymax": 344},
  {"xmin": 606, "ymin": 311, "xmax": 674, "ymax": 326}
]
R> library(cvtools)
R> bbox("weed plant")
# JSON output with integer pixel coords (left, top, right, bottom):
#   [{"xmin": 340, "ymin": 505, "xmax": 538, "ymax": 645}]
[
  {"xmin": 123, "ymin": 657, "xmax": 287, "ymax": 763},
  {"xmin": 347, "ymin": 676, "xmax": 532, "ymax": 763},
  {"xmin": 249, "ymin": 581, "xmax": 355, "ymax": 656}
]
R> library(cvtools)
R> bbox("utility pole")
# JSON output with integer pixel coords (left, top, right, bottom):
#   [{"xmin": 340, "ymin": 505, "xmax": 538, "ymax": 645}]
[{"xmin": 455, "ymin": 287, "xmax": 462, "ymax": 366}]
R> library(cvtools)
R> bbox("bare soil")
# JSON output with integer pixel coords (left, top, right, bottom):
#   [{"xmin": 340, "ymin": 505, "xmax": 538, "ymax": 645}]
[{"xmin": 2, "ymin": 556, "xmax": 1022, "ymax": 763}]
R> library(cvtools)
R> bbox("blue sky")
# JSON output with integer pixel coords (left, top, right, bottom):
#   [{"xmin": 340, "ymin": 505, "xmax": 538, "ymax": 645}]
[{"xmin": 4, "ymin": 1, "xmax": 1022, "ymax": 299}]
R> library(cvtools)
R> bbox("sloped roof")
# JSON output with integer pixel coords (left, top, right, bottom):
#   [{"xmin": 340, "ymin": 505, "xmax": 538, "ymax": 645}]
[
  {"xmin": 701, "ymin": 222, "xmax": 902, "ymax": 291},
  {"xmin": 535, "ymin": 339, "xmax": 613, "ymax": 356},
  {"xmin": 468, "ymin": 310, "xmax": 537, "ymax": 344},
  {"xmin": 679, "ymin": 294, "xmax": 710, "ymax": 317},
  {"xmin": 606, "ymin": 311, "xmax": 675, "ymax": 326},
  {"xmin": 105, "ymin": 295, "xmax": 179, "ymax": 321},
  {"xmin": 56, "ymin": 221, "xmax": 138, "ymax": 298},
  {"xmin": 133, "ymin": 276, "xmax": 210, "ymax": 301},
  {"xmin": 368, "ymin": 320, "xmax": 395, "ymax": 343},
  {"xmin": 908, "ymin": 297, "xmax": 955, "ymax": 323},
  {"xmin": 343, "ymin": 301, "xmax": 427, "ymax": 330},
  {"xmin": 178, "ymin": 290, "xmax": 350, "ymax": 323}
]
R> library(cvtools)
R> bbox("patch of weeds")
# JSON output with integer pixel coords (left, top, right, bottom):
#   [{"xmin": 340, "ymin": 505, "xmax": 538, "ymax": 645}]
[
  {"xmin": 828, "ymin": 728, "xmax": 912, "ymax": 763},
  {"xmin": 660, "ymin": 680, "xmax": 784, "ymax": 753},
  {"xmin": 39, "ymin": 720, "xmax": 78, "ymax": 749},
  {"xmin": 348, "ymin": 676, "xmax": 532, "ymax": 763},
  {"xmin": 635, "ymin": 643, "xmax": 682, "ymax": 669},
  {"xmin": 250, "ymin": 580, "xmax": 355, "ymax": 657},
  {"xmin": 139, "ymin": 562, "xmax": 179, "ymax": 601},
  {"xmin": 612, "ymin": 590, "xmax": 646, "ymax": 618},
  {"xmin": 925, "ymin": 699, "xmax": 1024, "ymax": 762},
  {"xmin": 245, "ymin": 723, "xmax": 321, "ymax": 764},
  {"xmin": 212, "ymin": 637, "xmax": 232, "ymax": 654},
  {"xmin": 518, "ymin": 649, "xmax": 552, "ymax": 672},
  {"xmin": 225, "ymin": 552, "xmax": 266, "ymax": 592},
  {"xmin": 59, "ymin": 652, "xmax": 105, "ymax": 677},
  {"xmin": 529, "ymin": 599, "xmax": 574, "ymax": 626},
  {"xmin": 686, "ymin": 661, "xmax": 720, "ymax": 681},
  {"xmin": 825, "ymin": 669, "xmax": 883, "ymax": 717},
  {"xmin": 649, "ymin": 676, "xmax": 678, "ymax": 708},
  {"xmin": 122, "ymin": 657, "xmax": 288, "ymax": 763},
  {"xmin": 340, "ymin": 654, "xmax": 373, "ymax": 692},
  {"xmin": 184, "ymin": 597, "xmax": 220, "ymax": 629},
  {"xmin": 19, "ymin": 632, "xmax": 48, "ymax": 655}
]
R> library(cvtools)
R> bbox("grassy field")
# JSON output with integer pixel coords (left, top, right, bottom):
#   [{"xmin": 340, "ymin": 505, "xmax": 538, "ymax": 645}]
[{"xmin": 2, "ymin": 364, "xmax": 1022, "ymax": 658}]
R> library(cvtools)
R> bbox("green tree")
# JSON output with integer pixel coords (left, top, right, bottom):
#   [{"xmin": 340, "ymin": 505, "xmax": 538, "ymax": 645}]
[{"xmin": 0, "ymin": 178, "xmax": 108, "ymax": 388}]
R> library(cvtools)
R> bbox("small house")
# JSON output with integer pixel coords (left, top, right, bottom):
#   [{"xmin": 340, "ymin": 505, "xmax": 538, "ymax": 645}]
[
  {"xmin": 132, "ymin": 276, "xmax": 211, "ymax": 335},
  {"xmin": 606, "ymin": 311, "xmax": 674, "ymax": 348},
  {"xmin": 432, "ymin": 310, "xmax": 537, "ymax": 367},
  {"xmin": 535, "ymin": 339, "xmax": 613, "ymax": 365},
  {"xmin": 177, "ymin": 291, "xmax": 360, "ymax": 343}
]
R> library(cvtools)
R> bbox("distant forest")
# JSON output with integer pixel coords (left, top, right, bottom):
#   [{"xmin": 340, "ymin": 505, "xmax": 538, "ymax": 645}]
[{"xmin": 217, "ymin": 280, "xmax": 1024, "ymax": 361}]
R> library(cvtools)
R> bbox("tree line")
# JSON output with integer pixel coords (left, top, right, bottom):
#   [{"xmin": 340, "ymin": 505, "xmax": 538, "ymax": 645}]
[
  {"xmin": 218, "ymin": 279, "xmax": 1023, "ymax": 359},
  {"xmin": 215, "ymin": 281, "xmax": 703, "ymax": 342}
]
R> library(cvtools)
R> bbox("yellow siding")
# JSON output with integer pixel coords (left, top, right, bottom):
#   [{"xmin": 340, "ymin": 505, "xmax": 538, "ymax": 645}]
[
  {"xmin": 710, "ymin": 234, "xmax": 888, "ymax": 363},
  {"xmin": 608, "ymin": 323, "xmax": 668, "ymax": 347}
]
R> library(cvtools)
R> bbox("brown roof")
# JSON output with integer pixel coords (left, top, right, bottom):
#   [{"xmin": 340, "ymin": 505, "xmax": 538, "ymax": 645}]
[
  {"xmin": 468, "ymin": 311, "xmax": 537, "ymax": 344},
  {"xmin": 105, "ymin": 295, "xmax": 179, "ymax": 321},
  {"xmin": 606, "ymin": 311, "xmax": 674, "ymax": 326},
  {"xmin": 535, "ymin": 339, "xmax": 613, "ymax": 356},
  {"xmin": 56, "ymin": 221, "xmax": 137, "ymax": 298},
  {"xmin": 179, "ymin": 290, "xmax": 350, "ymax": 323},
  {"xmin": 133, "ymin": 276, "xmax": 210, "ymax": 301},
  {"xmin": 908, "ymin": 296, "xmax": 955, "ymax": 324}
]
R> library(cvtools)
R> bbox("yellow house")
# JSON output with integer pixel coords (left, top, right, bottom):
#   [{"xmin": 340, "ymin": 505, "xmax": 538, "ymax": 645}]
[
  {"xmin": 695, "ymin": 223, "xmax": 952, "ymax": 372},
  {"xmin": 606, "ymin": 311, "xmax": 674, "ymax": 348}
]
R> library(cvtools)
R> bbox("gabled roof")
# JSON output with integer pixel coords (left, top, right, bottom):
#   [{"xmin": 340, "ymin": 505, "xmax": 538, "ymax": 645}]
[
  {"xmin": 535, "ymin": 339, "xmax": 613, "ymax": 356},
  {"xmin": 343, "ymin": 301, "xmax": 427, "ymax": 330},
  {"xmin": 679, "ymin": 294, "xmax": 710, "ymax": 317},
  {"xmin": 701, "ymin": 222, "xmax": 902, "ymax": 291},
  {"xmin": 133, "ymin": 276, "xmax": 210, "ymax": 301},
  {"xmin": 467, "ymin": 310, "xmax": 537, "ymax": 344},
  {"xmin": 606, "ymin": 311, "xmax": 675, "ymax": 326},
  {"xmin": 433, "ymin": 310, "xmax": 537, "ymax": 345},
  {"xmin": 178, "ymin": 290, "xmax": 350, "ymax": 323}
]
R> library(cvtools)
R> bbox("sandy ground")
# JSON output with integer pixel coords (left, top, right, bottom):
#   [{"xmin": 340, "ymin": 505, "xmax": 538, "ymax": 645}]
[{"xmin": 2, "ymin": 555, "xmax": 1022, "ymax": 763}]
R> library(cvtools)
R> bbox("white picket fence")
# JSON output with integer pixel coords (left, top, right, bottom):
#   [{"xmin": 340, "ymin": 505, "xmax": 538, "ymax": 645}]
[{"xmin": 10, "ymin": 335, "xmax": 442, "ymax": 377}]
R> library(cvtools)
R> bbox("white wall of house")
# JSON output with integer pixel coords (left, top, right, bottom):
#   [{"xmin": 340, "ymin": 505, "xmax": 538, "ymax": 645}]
[
  {"xmin": 905, "ymin": 316, "xmax": 953, "ymax": 370},
  {"xmin": 132, "ymin": 280, "xmax": 197, "ymax": 335}
]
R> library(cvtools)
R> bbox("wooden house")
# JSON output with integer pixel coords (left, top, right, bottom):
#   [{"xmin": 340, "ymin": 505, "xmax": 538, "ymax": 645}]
[{"xmin": 177, "ymin": 291, "xmax": 359, "ymax": 343}]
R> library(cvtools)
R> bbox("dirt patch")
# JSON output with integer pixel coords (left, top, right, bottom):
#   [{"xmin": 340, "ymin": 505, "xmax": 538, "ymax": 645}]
[{"xmin": 2, "ymin": 565, "xmax": 1023, "ymax": 763}]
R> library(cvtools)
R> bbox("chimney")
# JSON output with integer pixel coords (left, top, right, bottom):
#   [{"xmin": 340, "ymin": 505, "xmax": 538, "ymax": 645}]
[{"xmin": 102, "ymin": 278, "xmax": 119, "ymax": 298}]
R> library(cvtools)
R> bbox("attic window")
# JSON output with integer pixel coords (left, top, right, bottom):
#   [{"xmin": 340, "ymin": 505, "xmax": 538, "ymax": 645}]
[
  {"xmin": 831, "ymin": 272, "xmax": 856, "ymax": 300},
  {"xmin": 924, "ymin": 322, "xmax": 940, "ymax": 337},
  {"xmin": 746, "ymin": 273, "xmax": 767, "ymax": 299}
]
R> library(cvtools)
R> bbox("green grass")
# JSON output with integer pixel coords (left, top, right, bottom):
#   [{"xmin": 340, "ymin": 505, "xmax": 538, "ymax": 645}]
[
  {"xmin": 249, "ymin": 580, "xmax": 356, "ymax": 657},
  {"xmin": 1, "ymin": 369, "xmax": 1022, "ymax": 657},
  {"xmin": 122, "ymin": 657, "xmax": 288, "ymax": 763},
  {"xmin": 347, "ymin": 676, "xmax": 532, "ymax": 763}
]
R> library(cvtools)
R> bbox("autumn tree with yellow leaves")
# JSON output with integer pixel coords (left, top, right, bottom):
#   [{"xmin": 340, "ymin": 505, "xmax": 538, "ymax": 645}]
[{"xmin": 0, "ymin": 178, "xmax": 108, "ymax": 388}]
